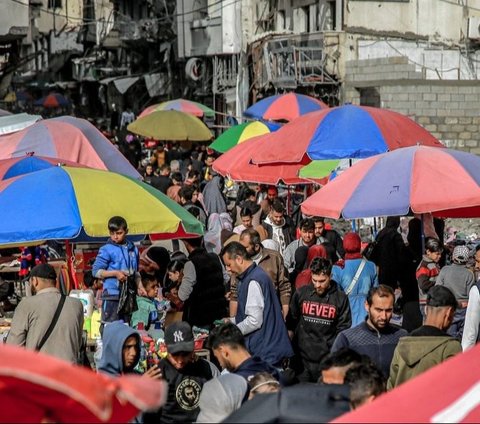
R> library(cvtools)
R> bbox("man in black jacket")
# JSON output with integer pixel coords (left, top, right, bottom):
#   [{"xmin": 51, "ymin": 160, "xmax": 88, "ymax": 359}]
[
  {"xmin": 179, "ymin": 237, "xmax": 227, "ymax": 329},
  {"xmin": 144, "ymin": 321, "xmax": 219, "ymax": 424},
  {"xmin": 286, "ymin": 258, "xmax": 351, "ymax": 382}
]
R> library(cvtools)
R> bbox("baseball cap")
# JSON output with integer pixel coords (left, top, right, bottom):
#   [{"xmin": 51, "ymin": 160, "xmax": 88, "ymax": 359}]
[
  {"xmin": 452, "ymin": 245, "xmax": 469, "ymax": 264},
  {"xmin": 427, "ymin": 286, "xmax": 457, "ymax": 309},
  {"xmin": 165, "ymin": 321, "xmax": 195, "ymax": 354},
  {"xmin": 30, "ymin": 263, "xmax": 57, "ymax": 281}
]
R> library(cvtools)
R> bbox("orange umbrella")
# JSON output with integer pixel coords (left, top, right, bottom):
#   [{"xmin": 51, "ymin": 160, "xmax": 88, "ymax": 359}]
[{"xmin": 0, "ymin": 344, "xmax": 166, "ymax": 423}]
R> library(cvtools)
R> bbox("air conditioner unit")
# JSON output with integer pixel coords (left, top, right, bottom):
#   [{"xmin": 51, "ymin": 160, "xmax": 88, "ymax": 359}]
[{"xmin": 468, "ymin": 17, "xmax": 480, "ymax": 39}]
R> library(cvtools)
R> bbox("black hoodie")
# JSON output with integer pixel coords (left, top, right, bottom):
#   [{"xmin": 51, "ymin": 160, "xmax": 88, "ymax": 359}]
[{"xmin": 286, "ymin": 281, "xmax": 351, "ymax": 364}]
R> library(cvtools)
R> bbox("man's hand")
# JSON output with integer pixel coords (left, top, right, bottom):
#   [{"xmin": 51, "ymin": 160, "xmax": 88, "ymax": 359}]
[
  {"xmin": 116, "ymin": 270, "xmax": 128, "ymax": 282},
  {"xmin": 143, "ymin": 365, "xmax": 162, "ymax": 380}
]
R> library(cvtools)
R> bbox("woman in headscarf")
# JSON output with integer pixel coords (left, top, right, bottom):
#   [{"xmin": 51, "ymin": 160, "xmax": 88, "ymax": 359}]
[
  {"xmin": 139, "ymin": 246, "xmax": 171, "ymax": 286},
  {"xmin": 202, "ymin": 175, "xmax": 227, "ymax": 215},
  {"xmin": 204, "ymin": 213, "xmax": 233, "ymax": 254},
  {"xmin": 332, "ymin": 233, "xmax": 378, "ymax": 326}
]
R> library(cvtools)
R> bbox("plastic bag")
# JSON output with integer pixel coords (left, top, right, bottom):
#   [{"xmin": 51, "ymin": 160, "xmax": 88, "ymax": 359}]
[{"xmin": 117, "ymin": 274, "xmax": 138, "ymax": 316}]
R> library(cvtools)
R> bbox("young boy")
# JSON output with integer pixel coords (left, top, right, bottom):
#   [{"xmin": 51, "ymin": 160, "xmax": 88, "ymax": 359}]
[
  {"xmin": 131, "ymin": 272, "xmax": 160, "ymax": 330},
  {"xmin": 416, "ymin": 237, "xmax": 443, "ymax": 320},
  {"xmin": 92, "ymin": 216, "xmax": 139, "ymax": 324}
]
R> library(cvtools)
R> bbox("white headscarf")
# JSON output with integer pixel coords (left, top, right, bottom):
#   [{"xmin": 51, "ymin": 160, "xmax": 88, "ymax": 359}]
[
  {"xmin": 262, "ymin": 238, "xmax": 280, "ymax": 252},
  {"xmin": 204, "ymin": 213, "xmax": 233, "ymax": 254},
  {"xmin": 196, "ymin": 373, "xmax": 248, "ymax": 423}
]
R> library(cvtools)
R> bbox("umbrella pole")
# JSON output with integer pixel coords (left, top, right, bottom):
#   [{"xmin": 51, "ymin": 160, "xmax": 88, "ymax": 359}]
[
  {"xmin": 287, "ymin": 186, "xmax": 291, "ymax": 216},
  {"xmin": 420, "ymin": 214, "xmax": 425, "ymax": 253},
  {"xmin": 65, "ymin": 240, "xmax": 78, "ymax": 291}
]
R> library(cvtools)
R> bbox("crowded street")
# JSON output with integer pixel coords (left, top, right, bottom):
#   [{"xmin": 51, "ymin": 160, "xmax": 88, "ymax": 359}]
[{"xmin": 1, "ymin": 0, "xmax": 480, "ymax": 423}]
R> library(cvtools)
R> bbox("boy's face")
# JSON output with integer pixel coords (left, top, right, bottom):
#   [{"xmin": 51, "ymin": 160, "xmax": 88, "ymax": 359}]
[
  {"xmin": 426, "ymin": 249, "xmax": 442, "ymax": 263},
  {"xmin": 110, "ymin": 228, "xmax": 128, "ymax": 244},
  {"xmin": 145, "ymin": 281, "xmax": 159, "ymax": 298}
]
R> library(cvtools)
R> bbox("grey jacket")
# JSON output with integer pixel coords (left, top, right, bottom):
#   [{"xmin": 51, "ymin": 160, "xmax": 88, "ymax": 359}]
[{"xmin": 7, "ymin": 287, "xmax": 84, "ymax": 364}]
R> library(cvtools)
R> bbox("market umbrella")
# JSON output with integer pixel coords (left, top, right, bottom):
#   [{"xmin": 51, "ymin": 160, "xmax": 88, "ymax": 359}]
[
  {"xmin": 139, "ymin": 98, "xmax": 215, "ymax": 118},
  {"xmin": 250, "ymin": 105, "xmax": 444, "ymax": 165},
  {"xmin": 0, "ymin": 343, "xmax": 166, "ymax": 423},
  {"xmin": 0, "ymin": 108, "xmax": 12, "ymax": 116},
  {"xmin": 212, "ymin": 135, "xmax": 326, "ymax": 185},
  {"xmin": 333, "ymin": 344, "xmax": 480, "ymax": 423},
  {"xmin": 0, "ymin": 116, "xmax": 141, "ymax": 179},
  {"xmin": 34, "ymin": 93, "xmax": 70, "ymax": 108},
  {"xmin": 301, "ymin": 145, "xmax": 480, "ymax": 219},
  {"xmin": 209, "ymin": 121, "xmax": 280, "ymax": 153},
  {"xmin": 0, "ymin": 155, "xmax": 86, "ymax": 180},
  {"xmin": 244, "ymin": 93, "xmax": 328, "ymax": 122},
  {"xmin": 0, "ymin": 165, "xmax": 203, "ymax": 245},
  {"xmin": 128, "ymin": 110, "xmax": 213, "ymax": 141}
]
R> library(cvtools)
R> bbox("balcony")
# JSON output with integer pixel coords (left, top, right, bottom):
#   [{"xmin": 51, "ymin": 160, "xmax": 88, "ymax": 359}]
[{"xmin": 252, "ymin": 32, "xmax": 336, "ymax": 89}]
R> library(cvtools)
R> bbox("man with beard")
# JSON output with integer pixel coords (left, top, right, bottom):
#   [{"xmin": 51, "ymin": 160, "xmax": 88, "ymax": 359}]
[
  {"xmin": 257, "ymin": 200, "xmax": 296, "ymax": 257},
  {"xmin": 222, "ymin": 242, "xmax": 293, "ymax": 366},
  {"xmin": 209, "ymin": 322, "xmax": 281, "ymax": 382},
  {"xmin": 229, "ymin": 228, "xmax": 291, "ymax": 319},
  {"xmin": 7, "ymin": 264, "xmax": 84, "ymax": 364},
  {"xmin": 331, "ymin": 285, "xmax": 407, "ymax": 378},
  {"xmin": 286, "ymin": 258, "xmax": 351, "ymax": 382}
]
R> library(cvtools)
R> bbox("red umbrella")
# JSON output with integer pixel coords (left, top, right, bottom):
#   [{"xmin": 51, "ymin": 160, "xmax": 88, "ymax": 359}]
[
  {"xmin": 333, "ymin": 344, "xmax": 480, "ymax": 423},
  {"xmin": 0, "ymin": 344, "xmax": 166, "ymax": 423},
  {"xmin": 212, "ymin": 135, "xmax": 326, "ymax": 185}
]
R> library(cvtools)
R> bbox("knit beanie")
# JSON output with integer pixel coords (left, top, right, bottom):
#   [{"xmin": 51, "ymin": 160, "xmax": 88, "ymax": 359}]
[
  {"xmin": 343, "ymin": 232, "xmax": 361, "ymax": 254},
  {"xmin": 452, "ymin": 245, "xmax": 469, "ymax": 265}
]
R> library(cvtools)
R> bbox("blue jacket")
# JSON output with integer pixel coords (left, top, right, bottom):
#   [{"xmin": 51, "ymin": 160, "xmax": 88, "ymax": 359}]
[
  {"xmin": 332, "ymin": 259, "xmax": 378, "ymax": 327},
  {"xmin": 92, "ymin": 239, "xmax": 139, "ymax": 296},
  {"xmin": 236, "ymin": 263, "xmax": 293, "ymax": 365},
  {"xmin": 97, "ymin": 321, "xmax": 141, "ymax": 377}
]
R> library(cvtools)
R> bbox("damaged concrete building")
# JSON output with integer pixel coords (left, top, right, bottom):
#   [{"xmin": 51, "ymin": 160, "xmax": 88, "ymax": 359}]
[{"xmin": 177, "ymin": 0, "xmax": 480, "ymax": 150}]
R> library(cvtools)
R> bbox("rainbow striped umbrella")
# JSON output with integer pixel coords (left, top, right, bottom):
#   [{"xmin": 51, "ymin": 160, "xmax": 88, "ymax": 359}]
[
  {"xmin": 0, "ymin": 166, "xmax": 203, "ymax": 245},
  {"xmin": 139, "ymin": 99, "xmax": 215, "ymax": 118},
  {"xmin": 302, "ymin": 146, "xmax": 480, "ymax": 219},
  {"xmin": 0, "ymin": 116, "xmax": 140, "ymax": 179},
  {"xmin": 244, "ymin": 93, "xmax": 328, "ymax": 122},
  {"xmin": 209, "ymin": 121, "xmax": 280, "ymax": 153}
]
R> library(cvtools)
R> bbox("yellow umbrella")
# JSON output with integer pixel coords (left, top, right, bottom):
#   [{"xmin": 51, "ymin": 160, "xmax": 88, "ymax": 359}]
[
  {"xmin": 4, "ymin": 92, "xmax": 16, "ymax": 103},
  {"xmin": 127, "ymin": 110, "xmax": 213, "ymax": 141}
]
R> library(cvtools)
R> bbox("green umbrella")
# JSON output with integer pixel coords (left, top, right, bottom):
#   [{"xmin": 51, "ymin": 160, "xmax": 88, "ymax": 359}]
[
  {"xmin": 298, "ymin": 160, "xmax": 340, "ymax": 179},
  {"xmin": 210, "ymin": 121, "xmax": 274, "ymax": 153}
]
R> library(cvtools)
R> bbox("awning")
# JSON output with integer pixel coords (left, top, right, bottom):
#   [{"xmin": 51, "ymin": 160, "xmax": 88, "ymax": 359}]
[
  {"xmin": 0, "ymin": 113, "xmax": 42, "ymax": 136},
  {"xmin": 144, "ymin": 73, "xmax": 169, "ymax": 97},
  {"xmin": 113, "ymin": 76, "xmax": 140, "ymax": 94}
]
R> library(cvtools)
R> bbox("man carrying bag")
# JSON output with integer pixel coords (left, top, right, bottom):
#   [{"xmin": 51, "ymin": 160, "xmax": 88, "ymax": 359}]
[{"xmin": 6, "ymin": 264, "xmax": 84, "ymax": 364}]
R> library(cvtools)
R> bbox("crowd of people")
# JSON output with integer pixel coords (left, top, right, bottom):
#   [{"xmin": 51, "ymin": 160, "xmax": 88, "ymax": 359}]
[{"xmin": 3, "ymin": 138, "xmax": 480, "ymax": 423}]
